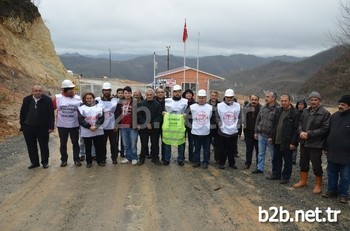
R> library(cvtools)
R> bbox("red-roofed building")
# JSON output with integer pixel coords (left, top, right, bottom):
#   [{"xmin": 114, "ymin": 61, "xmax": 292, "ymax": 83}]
[{"xmin": 155, "ymin": 66, "xmax": 224, "ymax": 95}]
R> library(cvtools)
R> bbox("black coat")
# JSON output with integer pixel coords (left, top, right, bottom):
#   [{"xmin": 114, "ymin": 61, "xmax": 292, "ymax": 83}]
[
  {"xmin": 137, "ymin": 99, "xmax": 162, "ymax": 130},
  {"xmin": 20, "ymin": 94, "xmax": 55, "ymax": 131},
  {"xmin": 272, "ymin": 105, "xmax": 300, "ymax": 151},
  {"xmin": 298, "ymin": 105, "xmax": 331, "ymax": 149},
  {"xmin": 326, "ymin": 109, "xmax": 350, "ymax": 165},
  {"xmin": 244, "ymin": 103, "xmax": 261, "ymax": 137}
]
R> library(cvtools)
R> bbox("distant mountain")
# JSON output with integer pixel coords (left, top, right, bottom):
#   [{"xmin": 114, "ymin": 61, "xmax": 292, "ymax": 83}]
[
  {"xmin": 59, "ymin": 53, "xmax": 304, "ymax": 83},
  {"xmin": 222, "ymin": 46, "xmax": 344, "ymax": 101}
]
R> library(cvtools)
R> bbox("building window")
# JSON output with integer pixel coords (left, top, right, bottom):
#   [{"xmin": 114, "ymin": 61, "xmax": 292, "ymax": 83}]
[{"xmin": 182, "ymin": 82, "xmax": 196, "ymax": 92}]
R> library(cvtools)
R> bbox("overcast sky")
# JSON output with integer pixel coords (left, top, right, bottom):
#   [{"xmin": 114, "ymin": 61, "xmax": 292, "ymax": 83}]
[{"xmin": 38, "ymin": 0, "xmax": 340, "ymax": 58}]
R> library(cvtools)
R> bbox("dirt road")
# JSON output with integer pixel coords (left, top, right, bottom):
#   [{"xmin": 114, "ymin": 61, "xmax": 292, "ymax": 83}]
[{"xmin": 0, "ymin": 133, "xmax": 349, "ymax": 231}]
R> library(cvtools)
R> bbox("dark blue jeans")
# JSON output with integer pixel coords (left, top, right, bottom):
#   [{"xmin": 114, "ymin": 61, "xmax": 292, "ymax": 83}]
[
  {"xmin": 164, "ymin": 143, "xmax": 185, "ymax": 162},
  {"xmin": 245, "ymin": 135, "xmax": 258, "ymax": 167},
  {"xmin": 327, "ymin": 161, "xmax": 350, "ymax": 197},
  {"xmin": 186, "ymin": 128, "xmax": 194, "ymax": 161},
  {"xmin": 272, "ymin": 144, "xmax": 293, "ymax": 180},
  {"xmin": 193, "ymin": 134, "xmax": 211, "ymax": 164}
]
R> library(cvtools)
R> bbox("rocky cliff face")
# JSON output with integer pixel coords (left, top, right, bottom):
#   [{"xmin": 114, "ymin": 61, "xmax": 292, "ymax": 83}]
[
  {"xmin": 0, "ymin": 16, "xmax": 68, "ymax": 95},
  {"xmin": 0, "ymin": 2, "xmax": 69, "ymax": 139}
]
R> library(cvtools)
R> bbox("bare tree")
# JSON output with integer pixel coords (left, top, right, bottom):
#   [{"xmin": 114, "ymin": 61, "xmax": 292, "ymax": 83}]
[
  {"xmin": 330, "ymin": 0, "xmax": 350, "ymax": 48},
  {"xmin": 31, "ymin": 0, "xmax": 41, "ymax": 7}
]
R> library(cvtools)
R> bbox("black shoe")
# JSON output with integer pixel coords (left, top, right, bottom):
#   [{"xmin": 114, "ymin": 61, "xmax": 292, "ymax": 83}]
[
  {"xmin": 137, "ymin": 159, "xmax": 145, "ymax": 166},
  {"xmin": 80, "ymin": 156, "xmax": 85, "ymax": 162},
  {"xmin": 252, "ymin": 169, "xmax": 263, "ymax": 174},
  {"xmin": 28, "ymin": 163, "xmax": 40, "ymax": 169},
  {"xmin": 219, "ymin": 165, "xmax": 225, "ymax": 169},
  {"xmin": 112, "ymin": 159, "xmax": 118, "ymax": 164},
  {"xmin": 147, "ymin": 155, "xmax": 151, "ymax": 159},
  {"xmin": 322, "ymin": 191, "xmax": 338, "ymax": 198},
  {"xmin": 74, "ymin": 161, "xmax": 82, "ymax": 167},
  {"xmin": 178, "ymin": 161, "xmax": 184, "ymax": 166},
  {"xmin": 163, "ymin": 160, "xmax": 170, "ymax": 166},
  {"xmin": 266, "ymin": 174, "xmax": 280, "ymax": 180},
  {"xmin": 120, "ymin": 153, "xmax": 125, "ymax": 158},
  {"xmin": 192, "ymin": 163, "xmax": 201, "ymax": 168},
  {"xmin": 243, "ymin": 164, "xmax": 250, "ymax": 169},
  {"xmin": 60, "ymin": 162, "xmax": 67, "ymax": 167},
  {"xmin": 280, "ymin": 179, "xmax": 290, "ymax": 184},
  {"xmin": 87, "ymin": 164, "xmax": 92, "ymax": 168},
  {"xmin": 98, "ymin": 161, "xmax": 106, "ymax": 166},
  {"xmin": 202, "ymin": 163, "xmax": 208, "ymax": 169},
  {"xmin": 42, "ymin": 163, "xmax": 49, "ymax": 169},
  {"xmin": 229, "ymin": 165, "xmax": 238, "ymax": 169}
]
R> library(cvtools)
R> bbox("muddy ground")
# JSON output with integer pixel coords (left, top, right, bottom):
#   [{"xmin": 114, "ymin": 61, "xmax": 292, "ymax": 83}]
[{"xmin": 0, "ymin": 132, "xmax": 349, "ymax": 231}]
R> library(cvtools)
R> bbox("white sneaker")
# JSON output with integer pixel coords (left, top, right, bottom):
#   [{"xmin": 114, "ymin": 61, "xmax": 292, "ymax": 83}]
[
  {"xmin": 121, "ymin": 159, "xmax": 130, "ymax": 164},
  {"xmin": 131, "ymin": 160, "xmax": 138, "ymax": 165}
]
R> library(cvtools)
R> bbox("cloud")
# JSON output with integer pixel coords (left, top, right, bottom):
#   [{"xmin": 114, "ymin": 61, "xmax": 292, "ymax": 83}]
[{"xmin": 39, "ymin": 0, "xmax": 340, "ymax": 57}]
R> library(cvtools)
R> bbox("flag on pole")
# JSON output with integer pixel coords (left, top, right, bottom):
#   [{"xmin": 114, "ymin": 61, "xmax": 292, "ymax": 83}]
[{"xmin": 182, "ymin": 21, "xmax": 188, "ymax": 43}]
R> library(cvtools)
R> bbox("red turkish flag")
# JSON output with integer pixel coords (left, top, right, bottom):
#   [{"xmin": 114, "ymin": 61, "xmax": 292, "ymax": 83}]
[{"xmin": 182, "ymin": 22, "xmax": 188, "ymax": 43}]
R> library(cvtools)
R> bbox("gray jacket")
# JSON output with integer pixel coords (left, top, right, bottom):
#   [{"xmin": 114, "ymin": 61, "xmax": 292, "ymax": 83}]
[{"xmin": 254, "ymin": 102, "xmax": 280, "ymax": 138}]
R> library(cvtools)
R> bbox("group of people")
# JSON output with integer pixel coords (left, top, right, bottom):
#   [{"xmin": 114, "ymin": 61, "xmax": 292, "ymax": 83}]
[{"xmin": 19, "ymin": 79, "xmax": 350, "ymax": 204}]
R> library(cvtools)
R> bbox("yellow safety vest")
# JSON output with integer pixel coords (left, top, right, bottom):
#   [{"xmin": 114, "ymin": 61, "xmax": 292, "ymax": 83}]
[{"xmin": 162, "ymin": 113, "xmax": 186, "ymax": 145}]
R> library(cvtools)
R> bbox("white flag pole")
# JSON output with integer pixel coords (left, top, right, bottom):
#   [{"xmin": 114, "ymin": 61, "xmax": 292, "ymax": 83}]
[{"xmin": 196, "ymin": 31, "xmax": 200, "ymax": 100}]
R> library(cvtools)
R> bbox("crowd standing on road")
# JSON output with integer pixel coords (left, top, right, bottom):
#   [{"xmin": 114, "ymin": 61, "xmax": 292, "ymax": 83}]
[{"xmin": 20, "ymin": 80, "xmax": 350, "ymax": 204}]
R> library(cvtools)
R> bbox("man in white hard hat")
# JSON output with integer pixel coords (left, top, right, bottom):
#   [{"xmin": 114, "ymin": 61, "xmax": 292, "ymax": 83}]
[
  {"xmin": 189, "ymin": 89, "xmax": 213, "ymax": 169},
  {"xmin": 162, "ymin": 84, "xmax": 188, "ymax": 166},
  {"xmin": 53, "ymin": 79, "xmax": 82, "ymax": 167},
  {"xmin": 216, "ymin": 89, "xmax": 241, "ymax": 169},
  {"xmin": 96, "ymin": 82, "xmax": 119, "ymax": 165}
]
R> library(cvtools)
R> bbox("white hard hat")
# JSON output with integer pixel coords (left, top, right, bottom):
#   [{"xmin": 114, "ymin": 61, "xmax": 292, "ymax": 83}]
[
  {"xmin": 173, "ymin": 84, "xmax": 182, "ymax": 91},
  {"xmin": 61, "ymin": 79, "xmax": 75, "ymax": 88},
  {"xmin": 197, "ymin": 89, "xmax": 207, "ymax": 97},
  {"xmin": 102, "ymin": 82, "xmax": 112, "ymax": 90},
  {"xmin": 224, "ymin": 89, "xmax": 234, "ymax": 97}
]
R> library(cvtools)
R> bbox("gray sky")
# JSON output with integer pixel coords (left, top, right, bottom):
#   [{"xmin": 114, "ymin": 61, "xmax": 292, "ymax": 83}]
[{"xmin": 39, "ymin": 0, "xmax": 340, "ymax": 58}]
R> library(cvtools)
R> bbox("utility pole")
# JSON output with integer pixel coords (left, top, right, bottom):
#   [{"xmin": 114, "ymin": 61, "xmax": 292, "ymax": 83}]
[
  {"xmin": 109, "ymin": 49, "xmax": 112, "ymax": 77},
  {"xmin": 166, "ymin": 45, "xmax": 171, "ymax": 70}
]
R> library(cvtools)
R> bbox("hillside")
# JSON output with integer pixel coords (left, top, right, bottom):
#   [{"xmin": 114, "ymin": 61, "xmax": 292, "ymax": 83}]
[
  {"xmin": 0, "ymin": 0, "xmax": 69, "ymax": 139},
  {"xmin": 222, "ymin": 46, "xmax": 344, "ymax": 102},
  {"xmin": 59, "ymin": 53, "xmax": 303, "ymax": 83},
  {"xmin": 301, "ymin": 47, "xmax": 350, "ymax": 104}
]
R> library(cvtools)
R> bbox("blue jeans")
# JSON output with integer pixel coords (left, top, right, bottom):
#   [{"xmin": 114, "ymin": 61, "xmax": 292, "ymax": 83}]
[
  {"xmin": 272, "ymin": 144, "xmax": 293, "ymax": 180},
  {"xmin": 193, "ymin": 134, "xmax": 211, "ymax": 164},
  {"xmin": 120, "ymin": 128, "xmax": 138, "ymax": 161},
  {"xmin": 164, "ymin": 143, "xmax": 185, "ymax": 162},
  {"xmin": 327, "ymin": 161, "xmax": 350, "ymax": 197},
  {"xmin": 257, "ymin": 133, "xmax": 274, "ymax": 171}
]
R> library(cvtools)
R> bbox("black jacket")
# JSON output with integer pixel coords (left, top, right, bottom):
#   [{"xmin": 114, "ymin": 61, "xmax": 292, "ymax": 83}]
[
  {"xmin": 326, "ymin": 109, "xmax": 350, "ymax": 165},
  {"xmin": 20, "ymin": 94, "xmax": 54, "ymax": 131},
  {"xmin": 137, "ymin": 99, "xmax": 162, "ymax": 130},
  {"xmin": 298, "ymin": 105, "xmax": 330, "ymax": 148},
  {"xmin": 244, "ymin": 103, "xmax": 261, "ymax": 137},
  {"xmin": 272, "ymin": 105, "xmax": 300, "ymax": 151}
]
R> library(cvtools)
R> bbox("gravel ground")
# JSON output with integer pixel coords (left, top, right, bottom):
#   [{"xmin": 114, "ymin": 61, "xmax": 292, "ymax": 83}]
[{"xmin": 0, "ymin": 133, "xmax": 349, "ymax": 231}]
